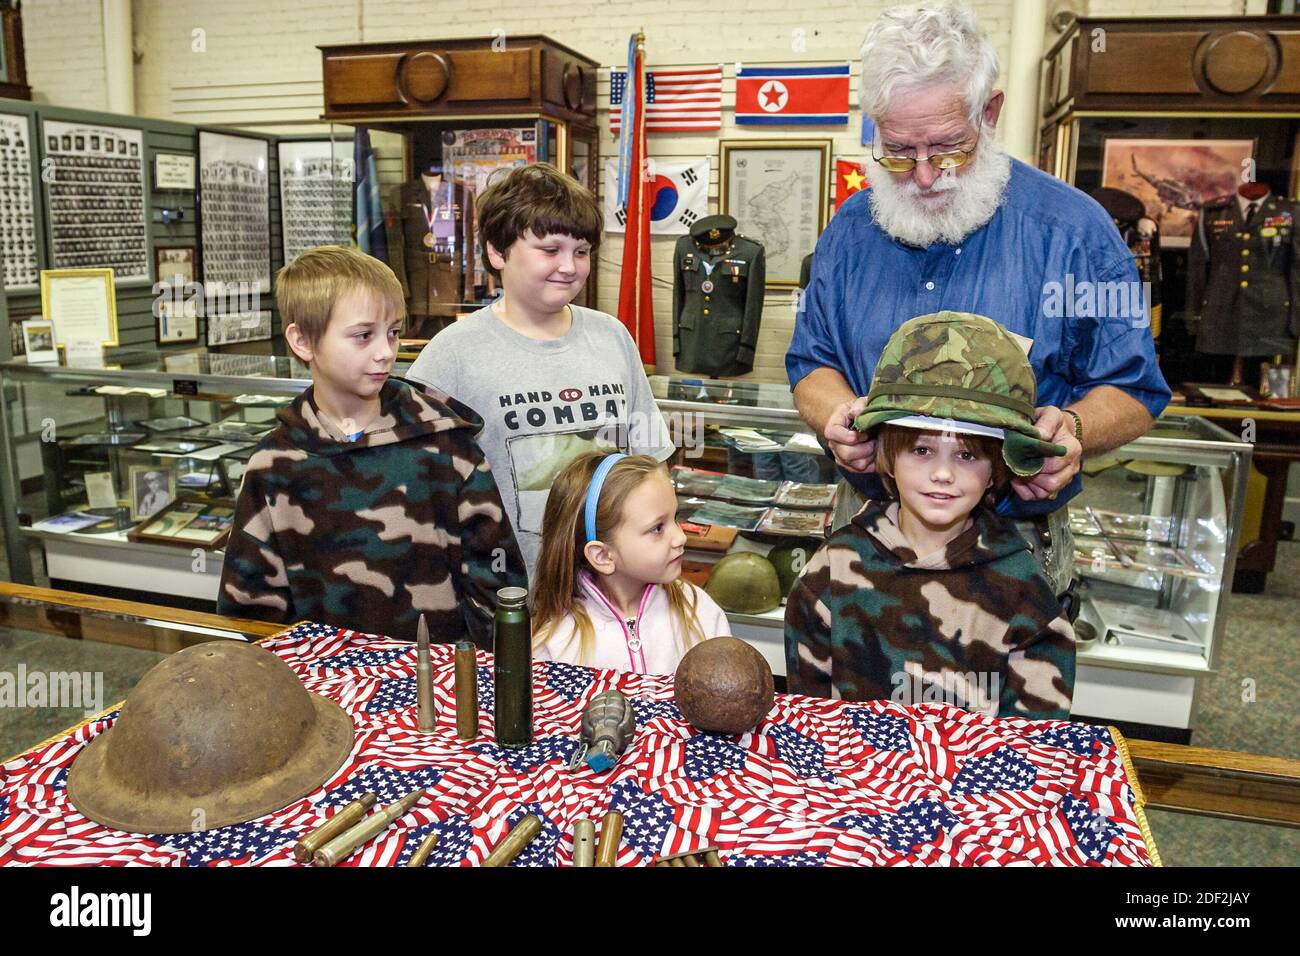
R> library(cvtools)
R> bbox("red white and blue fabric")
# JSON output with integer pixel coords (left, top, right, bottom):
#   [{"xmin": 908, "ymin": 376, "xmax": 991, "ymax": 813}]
[
  {"xmin": 603, "ymin": 158, "xmax": 709, "ymax": 236},
  {"xmin": 0, "ymin": 622, "xmax": 1155, "ymax": 866},
  {"xmin": 610, "ymin": 67, "xmax": 722, "ymax": 133},
  {"xmin": 735, "ymin": 64, "xmax": 850, "ymax": 126}
]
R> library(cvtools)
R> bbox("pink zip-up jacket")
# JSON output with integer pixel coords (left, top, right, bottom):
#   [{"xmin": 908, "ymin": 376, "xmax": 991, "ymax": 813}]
[{"xmin": 534, "ymin": 571, "xmax": 732, "ymax": 674}]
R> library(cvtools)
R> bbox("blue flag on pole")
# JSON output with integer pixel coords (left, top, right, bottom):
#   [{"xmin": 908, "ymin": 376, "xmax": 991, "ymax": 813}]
[{"xmin": 353, "ymin": 129, "xmax": 387, "ymax": 261}]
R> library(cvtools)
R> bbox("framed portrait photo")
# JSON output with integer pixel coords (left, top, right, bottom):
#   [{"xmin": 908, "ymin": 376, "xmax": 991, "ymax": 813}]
[
  {"xmin": 21, "ymin": 318, "xmax": 58, "ymax": 363},
  {"xmin": 719, "ymin": 139, "xmax": 831, "ymax": 287},
  {"xmin": 155, "ymin": 244, "xmax": 196, "ymax": 286},
  {"xmin": 129, "ymin": 465, "xmax": 176, "ymax": 521}
]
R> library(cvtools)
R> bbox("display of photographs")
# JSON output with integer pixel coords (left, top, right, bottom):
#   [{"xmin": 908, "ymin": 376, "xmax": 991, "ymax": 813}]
[
  {"xmin": 670, "ymin": 466, "xmax": 726, "ymax": 498},
  {"xmin": 206, "ymin": 308, "xmax": 272, "ymax": 346},
  {"xmin": 1100, "ymin": 138, "xmax": 1255, "ymax": 249},
  {"xmin": 1088, "ymin": 508, "xmax": 1173, "ymax": 543},
  {"xmin": 133, "ymin": 500, "xmax": 206, "ymax": 537},
  {"xmin": 139, "ymin": 415, "xmax": 205, "ymax": 432},
  {"xmin": 774, "ymin": 481, "xmax": 838, "ymax": 510},
  {"xmin": 758, "ymin": 508, "xmax": 828, "ymax": 536},
  {"xmin": 41, "ymin": 120, "xmax": 147, "ymax": 279},
  {"xmin": 715, "ymin": 474, "xmax": 782, "ymax": 504},
  {"xmin": 0, "ymin": 111, "xmax": 39, "ymax": 288},
  {"xmin": 132, "ymin": 437, "xmax": 218, "ymax": 456},
  {"xmin": 687, "ymin": 501, "xmax": 770, "ymax": 532},
  {"xmin": 129, "ymin": 499, "xmax": 234, "ymax": 548},
  {"xmin": 128, "ymin": 465, "xmax": 176, "ymax": 521},
  {"xmin": 199, "ymin": 131, "xmax": 271, "ymax": 294},
  {"xmin": 277, "ymin": 139, "xmax": 353, "ymax": 263},
  {"xmin": 720, "ymin": 139, "xmax": 831, "ymax": 286},
  {"xmin": 21, "ymin": 319, "xmax": 57, "ymax": 363}
]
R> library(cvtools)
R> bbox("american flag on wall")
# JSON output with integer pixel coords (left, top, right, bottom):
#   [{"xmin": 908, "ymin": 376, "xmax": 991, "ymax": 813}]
[
  {"xmin": 0, "ymin": 622, "xmax": 1158, "ymax": 867},
  {"xmin": 610, "ymin": 66, "xmax": 722, "ymax": 133}
]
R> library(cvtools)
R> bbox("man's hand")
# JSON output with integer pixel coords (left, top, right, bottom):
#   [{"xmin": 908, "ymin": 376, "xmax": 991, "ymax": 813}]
[
  {"xmin": 825, "ymin": 396, "xmax": 876, "ymax": 474},
  {"xmin": 1011, "ymin": 405, "xmax": 1082, "ymax": 501}
]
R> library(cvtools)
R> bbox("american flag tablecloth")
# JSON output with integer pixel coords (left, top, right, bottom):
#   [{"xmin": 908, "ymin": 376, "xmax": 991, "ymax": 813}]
[{"xmin": 0, "ymin": 622, "xmax": 1159, "ymax": 867}]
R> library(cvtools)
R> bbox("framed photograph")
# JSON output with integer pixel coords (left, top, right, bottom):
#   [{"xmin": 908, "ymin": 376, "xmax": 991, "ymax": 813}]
[
  {"xmin": 39, "ymin": 268, "xmax": 119, "ymax": 348},
  {"xmin": 154, "ymin": 152, "xmax": 196, "ymax": 190},
  {"xmin": 277, "ymin": 139, "xmax": 353, "ymax": 263},
  {"xmin": 21, "ymin": 318, "xmax": 57, "ymax": 363},
  {"xmin": 198, "ymin": 130, "xmax": 271, "ymax": 294},
  {"xmin": 0, "ymin": 111, "xmax": 39, "ymax": 290},
  {"xmin": 139, "ymin": 415, "xmax": 204, "ymax": 433},
  {"xmin": 155, "ymin": 245, "xmax": 195, "ymax": 286},
  {"xmin": 128, "ymin": 499, "xmax": 234, "ymax": 549},
  {"xmin": 206, "ymin": 308, "xmax": 272, "ymax": 346},
  {"xmin": 129, "ymin": 465, "xmax": 176, "ymax": 521},
  {"xmin": 1100, "ymin": 138, "xmax": 1255, "ymax": 249},
  {"xmin": 719, "ymin": 139, "xmax": 831, "ymax": 287},
  {"xmin": 40, "ymin": 119, "xmax": 149, "ymax": 282}
]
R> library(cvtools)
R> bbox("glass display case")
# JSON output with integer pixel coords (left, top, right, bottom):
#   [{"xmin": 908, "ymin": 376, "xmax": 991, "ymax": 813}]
[{"xmin": 0, "ymin": 360, "xmax": 1251, "ymax": 738}]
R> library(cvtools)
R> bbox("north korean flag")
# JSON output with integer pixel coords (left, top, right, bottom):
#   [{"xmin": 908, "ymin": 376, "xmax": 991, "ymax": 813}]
[{"xmin": 735, "ymin": 64, "xmax": 850, "ymax": 125}]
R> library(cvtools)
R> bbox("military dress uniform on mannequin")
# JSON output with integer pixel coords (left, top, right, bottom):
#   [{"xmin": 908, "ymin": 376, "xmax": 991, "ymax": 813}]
[
  {"xmin": 1091, "ymin": 187, "xmax": 1163, "ymax": 340},
  {"xmin": 396, "ymin": 171, "xmax": 475, "ymax": 337},
  {"xmin": 672, "ymin": 214, "xmax": 766, "ymax": 377},
  {"xmin": 1186, "ymin": 189, "xmax": 1300, "ymax": 357}
]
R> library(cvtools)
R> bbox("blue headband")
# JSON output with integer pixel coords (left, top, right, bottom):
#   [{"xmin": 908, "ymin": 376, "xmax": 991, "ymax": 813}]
[{"xmin": 584, "ymin": 453, "xmax": 629, "ymax": 544}]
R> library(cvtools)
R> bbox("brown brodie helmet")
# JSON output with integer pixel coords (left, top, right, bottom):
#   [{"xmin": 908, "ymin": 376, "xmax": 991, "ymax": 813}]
[{"xmin": 67, "ymin": 641, "xmax": 354, "ymax": 834}]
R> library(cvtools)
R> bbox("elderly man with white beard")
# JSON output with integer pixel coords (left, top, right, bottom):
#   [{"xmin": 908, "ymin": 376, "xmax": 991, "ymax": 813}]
[{"xmin": 787, "ymin": 0, "xmax": 1170, "ymax": 607}]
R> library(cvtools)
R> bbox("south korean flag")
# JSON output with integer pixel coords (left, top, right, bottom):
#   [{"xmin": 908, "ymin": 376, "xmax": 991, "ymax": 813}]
[{"xmin": 603, "ymin": 158, "xmax": 710, "ymax": 235}]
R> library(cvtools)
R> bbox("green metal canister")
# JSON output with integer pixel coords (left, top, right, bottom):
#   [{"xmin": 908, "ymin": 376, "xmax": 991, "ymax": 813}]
[{"xmin": 493, "ymin": 586, "xmax": 532, "ymax": 749}]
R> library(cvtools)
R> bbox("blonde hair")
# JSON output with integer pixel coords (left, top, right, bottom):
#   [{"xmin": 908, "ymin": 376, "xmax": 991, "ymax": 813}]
[
  {"xmin": 532, "ymin": 452, "xmax": 706, "ymax": 665},
  {"xmin": 276, "ymin": 245, "xmax": 406, "ymax": 346}
]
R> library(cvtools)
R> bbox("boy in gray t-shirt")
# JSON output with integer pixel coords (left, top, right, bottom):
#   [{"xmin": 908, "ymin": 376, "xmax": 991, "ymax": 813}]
[{"xmin": 405, "ymin": 165, "xmax": 674, "ymax": 577}]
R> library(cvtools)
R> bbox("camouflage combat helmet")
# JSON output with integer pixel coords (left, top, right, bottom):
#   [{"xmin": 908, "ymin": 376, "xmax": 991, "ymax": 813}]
[{"xmin": 852, "ymin": 311, "xmax": 1067, "ymax": 477}]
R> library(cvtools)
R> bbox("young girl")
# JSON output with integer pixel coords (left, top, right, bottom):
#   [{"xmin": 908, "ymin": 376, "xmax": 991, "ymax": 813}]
[{"xmin": 531, "ymin": 452, "xmax": 731, "ymax": 674}]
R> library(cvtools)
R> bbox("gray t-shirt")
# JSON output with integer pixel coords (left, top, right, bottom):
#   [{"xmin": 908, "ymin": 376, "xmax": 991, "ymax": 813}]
[{"xmin": 405, "ymin": 303, "xmax": 676, "ymax": 578}]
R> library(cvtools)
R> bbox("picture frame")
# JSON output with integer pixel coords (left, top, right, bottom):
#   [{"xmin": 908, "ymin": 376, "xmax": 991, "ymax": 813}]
[
  {"xmin": 39, "ymin": 267, "xmax": 119, "ymax": 348},
  {"xmin": 198, "ymin": 130, "xmax": 271, "ymax": 295},
  {"xmin": 156, "ymin": 296, "xmax": 199, "ymax": 345},
  {"xmin": 128, "ymin": 465, "xmax": 177, "ymax": 521},
  {"xmin": 1100, "ymin": 138, "xmax": 1255, "ymax": 249},
  {"xmin": 155, "ymin": 244, "xmax": 196, "ymax": 286},
  {"xmin": 719, "ymin": 139, "xmax": 831, "ymax": 287},
  {"xmin": 20, "ymin": 318, "xmax": 58, "ymax": 363},
  {"xmin": 132, "ymin": 437, "xmax": 219, "ymax": 456},
  {"xmin": 127, "ymin": 499, "xmax": 234, "ymax": 549},
  {"xmin": 153, "ymin": 152, "xmax": 196, "ymax": 191}
]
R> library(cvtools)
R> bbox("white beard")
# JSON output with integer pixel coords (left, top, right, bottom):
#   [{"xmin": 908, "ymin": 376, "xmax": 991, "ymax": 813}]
[{"xmin": 868, "ymin": 129, "xmax": 1012, "ymax": 248}]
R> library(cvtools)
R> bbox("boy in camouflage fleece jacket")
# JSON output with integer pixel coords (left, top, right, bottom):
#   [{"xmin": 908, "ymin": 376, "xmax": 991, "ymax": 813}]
[
  {"xmin": 218, "ymin": 246, "xmax": 525, "ymax": 645},
  {"xmin": 784, "ymin": 312, "xmax": 1076, "ymax": 719}
]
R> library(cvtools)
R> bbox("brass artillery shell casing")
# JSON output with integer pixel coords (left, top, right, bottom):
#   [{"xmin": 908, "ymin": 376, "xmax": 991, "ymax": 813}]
[
  {"xmin": 704, "ymin": 850, "xmax": 723, "ymax": 868},
  {"xmin": 571, "ymin": 818, "xmax": 595, "ymax": 867},
  {"xmin": 595, "ymin": 811, "xmax": 623, "ymax": 867},
  {"xmin": 668, "ymin": 856, "xmax": 685, "ymax": 867},
  {"xmin": 481, "ymin": 814, "xmax": 542, "ymax": 867},
  {"xmin": 454, "ymin": 641, "xmax": 478, "ymax": 739},
  {"xmin": 682, "ymin": 853, "xmax": 701, "ymax": 867},
  {"xmin": 416, "ymin": 615, "xmax": 435, "ymax": 733},
  {"xmin": 406, "ymin": 831, "xmax": 440, "ymax": 867},
  {"xmin": 312, "ymin": 788, "xmax": 426, "ymax": 867},
  {"xmin": 292, "ymin": 793, "xmax": 378, "ymax": 863}
]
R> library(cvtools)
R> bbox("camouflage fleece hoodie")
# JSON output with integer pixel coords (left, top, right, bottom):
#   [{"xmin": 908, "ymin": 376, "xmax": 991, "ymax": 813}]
[
  {"xmin": 784, "ymin": 499, "xmax": 1075, "ymax": 719},
  {"xmin": 218, "ymin": 376, "xmax": 526, "ymax": 646}
]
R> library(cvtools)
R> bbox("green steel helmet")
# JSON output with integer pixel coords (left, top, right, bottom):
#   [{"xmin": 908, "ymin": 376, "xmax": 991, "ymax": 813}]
[{"xmin": 852, "ymin": 311, "xmax": 1067, "ymax": 477}]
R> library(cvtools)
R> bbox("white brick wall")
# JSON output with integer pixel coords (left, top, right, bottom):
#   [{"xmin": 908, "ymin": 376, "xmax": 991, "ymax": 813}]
[{"xmin": 15, "ymin": 0, "xmax": 1259, "ymax": 382}]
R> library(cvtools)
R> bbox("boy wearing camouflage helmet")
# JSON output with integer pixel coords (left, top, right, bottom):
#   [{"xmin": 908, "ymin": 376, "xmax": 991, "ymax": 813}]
[{"xmin": 784, "ymin": 312, "xmax": 1076, "ymax": 719}]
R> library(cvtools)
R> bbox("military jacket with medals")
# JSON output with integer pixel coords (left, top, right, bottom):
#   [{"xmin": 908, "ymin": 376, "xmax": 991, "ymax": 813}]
[
  {"xmin": 672, "ymin": 216, "xmax": 766, "ymax": 377},
  {"xmin": 1186, "ymin": 193, "xmax": 1299, "ymax": 356}
]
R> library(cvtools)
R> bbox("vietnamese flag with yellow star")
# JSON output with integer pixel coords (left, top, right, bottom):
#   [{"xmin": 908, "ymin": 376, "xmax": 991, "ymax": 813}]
[{"xmin": 835, "ymin": 159, "xmax": 868, "ymax": 212}]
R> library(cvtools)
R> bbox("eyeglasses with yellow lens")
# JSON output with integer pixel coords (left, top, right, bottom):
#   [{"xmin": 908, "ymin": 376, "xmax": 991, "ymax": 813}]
[{"xmin": 872, "ymin": 131, "xmax": 981, "ymax": 173}]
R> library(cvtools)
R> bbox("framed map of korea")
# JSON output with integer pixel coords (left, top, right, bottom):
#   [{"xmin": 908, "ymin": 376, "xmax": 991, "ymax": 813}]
[{"xmin": 720, "ymin": 140, "xmax": 831, "ymax": 287}]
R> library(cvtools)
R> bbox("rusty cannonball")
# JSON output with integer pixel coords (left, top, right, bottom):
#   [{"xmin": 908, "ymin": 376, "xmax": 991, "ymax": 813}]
[{"xmin": 674, "ymin": 637, "xmax": 775, "ymax": 735}]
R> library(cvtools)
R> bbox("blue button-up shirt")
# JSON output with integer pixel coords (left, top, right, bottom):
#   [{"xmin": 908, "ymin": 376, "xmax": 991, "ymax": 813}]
[{"xmin": 786, "ymin": 158, "xmax": 1172, "ymax": 517}]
